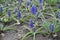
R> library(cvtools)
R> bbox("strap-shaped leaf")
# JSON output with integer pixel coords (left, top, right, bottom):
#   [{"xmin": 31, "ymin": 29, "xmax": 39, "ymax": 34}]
[
  {"xmin": 41, "ymin": 21, "xmax": 50, "ymax": 31},
  {"xmin": 0, "ymin": 24, "xmax": 3, "ymax": 30},
  {"xmin": 22, "ymin": 32, "xmax": 33, "ymax": 40},
  {"xmin": 45, "ymin": 0, "xmax": 57, "ymax": 5},
  {"xmin": 3, "ymin": 27, "xmax": 14, "ymax": 31}
]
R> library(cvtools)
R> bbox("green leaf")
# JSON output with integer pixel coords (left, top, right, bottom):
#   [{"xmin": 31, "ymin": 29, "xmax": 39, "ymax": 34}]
[
  {"xmin": 36, "ymin": 31, "xmax": 49, "ymax": 35},
  {"xmin": 3, "ymin": 27, "xmax": 14, "ymax": 31},
  {"xmin": 0, "ymin": 24, "xmax": 3, "ymax": 30},
  {"xmin": 35, "ymin": 27, "xmax": 44, "ymax": 33},
  {"xmin": 41, "ymin": 21, "xmax": 50, "ymax": 30},
  {"xmin": 0, "ymin": 0, "xmax": 3, "ymax": 3},
  {"xmin": 3, "ymin": 18, "xmax": 9, "ymax": 22},
  {"xmin": 57, "ymin": 0, "xmax": 60, "ymax": 3},
  {"xmin": 45, "ymin": 0, "xmax": 57, "ymax": 5},
  {"xmin": 22, "ymin": 32, "xmax": 33, "ymax": 40}
]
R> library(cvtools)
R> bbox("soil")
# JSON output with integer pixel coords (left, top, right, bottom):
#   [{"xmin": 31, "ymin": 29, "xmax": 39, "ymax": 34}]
[
  {"xmin": 0, "ymin": 24, "xmax": 52, "ymax": 40},
  {"xmin": 0, "ymin": 16, "xmax": 56, "ymax": 40},
  {"xmin": 0, "ymin": 13, "xmax": 58, "ymax": 40}
]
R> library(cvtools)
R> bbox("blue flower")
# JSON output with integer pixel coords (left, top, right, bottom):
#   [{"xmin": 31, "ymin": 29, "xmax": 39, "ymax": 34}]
[
  {"xmin": 0, "ymin": 6, "xmax": 2, "ymax": 13},
  {"xmin": 26, "ymin": 2, "xmax": 30, "ymax": 7},
  {"xmin": 58, "ymin": 11, "xmax": 60, "ymax": 19},
  {"xmin": 5, "ymin": 2, "xmax": 9, "ymax": 6},
  {"xmin": 29, "ymin": 19, "xmax": 34, "ymax": 28},
  {"xmin": 8, "ymin": 10, "xmax": 11, "ymax": 17},
  {"xmin": 18, "ymin": 0, "xmax": 21, "ymax": 4},
  {"xmin": 31, "ymin": 4, "xmax": 37, "ymax": 15},
  {"xmin": 49, "ymin": 24, "xmax": 54, "ymax": 32},
  {"xmin": 57, "ymin": 5, "xmax": 60, "ymax": 9},
  {"xmin": 17, "ymin": 10, "xmax": 21, "ymax": 19},
  {"xmin": 38, "ymin": 0, "xmax": 44, "ymax": 3}
]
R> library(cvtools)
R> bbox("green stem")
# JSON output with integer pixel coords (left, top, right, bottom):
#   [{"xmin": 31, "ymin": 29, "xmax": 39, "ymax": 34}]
[{"xmin": 33, "ymin": 33, "xmax": 35, "ymax": 40}]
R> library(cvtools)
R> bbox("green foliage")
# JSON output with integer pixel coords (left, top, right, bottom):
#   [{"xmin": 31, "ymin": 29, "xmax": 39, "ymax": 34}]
[
  {"xmin": 0, "ymin": 0, "xmax": 3, "ymax": 4},
  {"xmin": 57, "ymin": 0, "xmax": 60, "ymax": 3},
  {"xmin": 3, "ymin": 27, "xmax": 14, "ymax": 31},
  {"xmin": 45, "ymin": 0, "xmax": 57, "ymax": 5},
  {"xmin": 22, "ymin": 32, "xmax": 33, "ymax": 40},
  {"xmin": 0, "ymin": 0, "xmax": 60, "ymax": 40},
  {"xmin": 0, "ymin": 24, "xmax": 4, "ymax": 30},
  {"xmin": 41, "ymin": 18, "xmax": 60, "ymax": 34},
  {"xmin": 21, "ymin": 25, "xmax": 44, "ymax": 40},
  {"xmin": 0, "ymin": 24, "xmax": 14, "ymax": 33}
]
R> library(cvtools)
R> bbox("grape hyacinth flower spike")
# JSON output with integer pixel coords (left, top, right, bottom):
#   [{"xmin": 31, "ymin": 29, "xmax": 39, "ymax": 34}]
[
  {"xmin": 26, "ymin": 1, "xmax": 30, "ymax": 7},
  {"xmin": 31, "ymin": 4, "xmax": 37, "ymax": 15},
  {"xmin": 8, "ymin": 10, "xmax": 11, "ymax": 17},
  {"xmin": 58, "ymin": 11, "xmax": 60, "ymax": 19},
  {"xmin": 38, "ymin": 0, "xmax": 44, "ymax": 10},
  {"xmin": 0, "ymin": 5, "xmax": 2, "ymax": 13},
  {"xmin": 38, "ymin": 0, "xmax": 44, "ymax": 3},
  {"xmin": 18, "ymin": 0, "xmax": 21, "ymax": 4},
  {"xmin": 17, "ymin": 10, "xmax": 21, "ymax": 19},
  {"xmin": 5, "ymin": 2, "xmax": 9, "ymax": 7},
  {"xmin": 57, "ymin": 4, "xmax": 60, "ymax": 9},
  {"xmin": 29, "ymin": 19, "xmax": 34, "ymax": 28},
  {"xmin": 49, "ymin": 24, "xmax": 54, "ymax": 32}
]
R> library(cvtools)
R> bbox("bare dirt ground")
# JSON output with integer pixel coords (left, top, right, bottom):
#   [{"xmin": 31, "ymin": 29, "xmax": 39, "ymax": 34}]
[{"xmin": 1, "ymin": 25, "xmax": 52, "ymax": 40}]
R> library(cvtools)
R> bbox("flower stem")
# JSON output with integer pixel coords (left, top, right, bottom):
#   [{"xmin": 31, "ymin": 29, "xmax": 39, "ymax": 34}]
[{"xmin": 33, "ymin": 33, "xmax": 35, "ymax": 40}]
